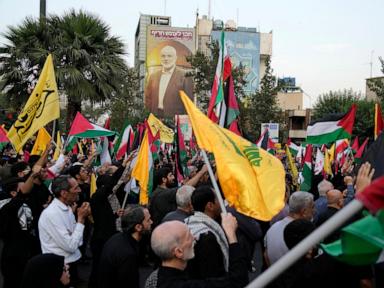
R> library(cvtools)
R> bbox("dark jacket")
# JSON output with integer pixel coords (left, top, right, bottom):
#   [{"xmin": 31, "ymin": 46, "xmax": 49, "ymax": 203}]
[
  {"xmin": 186, "ymin": 231, "xmax": 226, "ymax": 279},
  {"xmin": 162, "ymin": 208, "xmax": 191, "ymax": 223},
  {"xmin": 144, "ymin": 67, "xmax": 193, "ymax": 117},
  {"xmin": 156, "ymin": 243, "xmax": 248, "ymax": 288},
  {"xmin": 91, "ymin": 166, "xmax": 125, "ymax": 243},
  {"xmin": 21, "ymin": 254, "xmax": 65, "ymax": 288},
  {"xmin": 99, "ymin": 232, "xmax": 141, "ymax": 288},
  {"xmin": 149, "ymin": 186, "xmax": 178, "ymax": 228}
]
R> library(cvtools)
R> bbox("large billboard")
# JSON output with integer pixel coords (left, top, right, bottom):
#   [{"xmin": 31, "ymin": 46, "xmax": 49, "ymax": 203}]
[
  {"xmin": 145, "ymin": 26, "xmax": 195, "ymax": 118},
  {"xmin": 211, "ymin": 30, "xmax": 260, "ymax": 94}
]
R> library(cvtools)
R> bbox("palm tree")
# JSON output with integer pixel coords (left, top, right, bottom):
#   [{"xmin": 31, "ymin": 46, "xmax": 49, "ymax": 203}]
[{"xmin": 0, "ymin": 10, "xmax": 128, "ymax": 129}]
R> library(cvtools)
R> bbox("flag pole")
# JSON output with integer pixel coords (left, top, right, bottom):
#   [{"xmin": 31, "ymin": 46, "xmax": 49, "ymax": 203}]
[
  {"xmin": 201, "ymin": 150, "xmax": 227, "ymax": 214},
  {"xmin": 245, "ymin": 199, "xmax": 364, "ymax": 288}
]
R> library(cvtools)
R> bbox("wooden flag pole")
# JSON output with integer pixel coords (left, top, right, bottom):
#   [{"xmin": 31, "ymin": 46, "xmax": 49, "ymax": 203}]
[{"xmin": 201, "ymin": 150, "xmax": 227, "ymax": 214}]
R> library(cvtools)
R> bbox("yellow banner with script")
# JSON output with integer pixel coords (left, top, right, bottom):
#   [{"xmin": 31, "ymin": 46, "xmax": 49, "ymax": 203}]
[
  {"xmin": 147, "ymin": 113, "xmax": 174, "ymax": 143},
  {"xmin": 180, "ymin": 91, "xmax": 285, "ymax": 221},
  {"xmin": 7, "ymin": 54, "xmax": 60, "ymax": 152}
]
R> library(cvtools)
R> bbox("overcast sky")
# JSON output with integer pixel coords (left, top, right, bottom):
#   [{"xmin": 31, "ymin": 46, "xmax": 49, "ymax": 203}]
[{"xmin": 1, "ymin": 0, "xmax": 383, "ymax": 107}]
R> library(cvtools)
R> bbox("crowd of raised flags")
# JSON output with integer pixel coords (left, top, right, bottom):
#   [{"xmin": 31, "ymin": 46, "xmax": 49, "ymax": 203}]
[{"xmin": 1, "ymin": 48, "xmax": 384, "ymax": 286}]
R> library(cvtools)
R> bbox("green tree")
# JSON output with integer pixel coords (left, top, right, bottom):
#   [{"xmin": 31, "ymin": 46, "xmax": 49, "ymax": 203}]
[
  {"xmin": 312, "ymin": 89, "xmax": 375, "ymax": 139},
  {"xmin": 367, "ymin": 57, "xmax": 384, "ymax": 104},
  {"xmin": 109, "ymin": 67, "xmax": 148, "ymax": 131},
  {"xmin": 240, "ymin": 56, "xmax": 283, "ymax": 142},
  {"xmin": 186, "ymin": 41, "xmax": 246, "ymax": 112},
  {"xmin": 0, "ymin": 10, "xmax": 127, "ymax": 129}
]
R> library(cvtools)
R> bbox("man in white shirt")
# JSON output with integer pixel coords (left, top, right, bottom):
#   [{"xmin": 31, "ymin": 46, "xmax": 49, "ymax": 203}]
[
  {"xmin": 144, "ymin": 45, "xmax": 193, "ymax": 117},
  {"xmin": 38, "ymin": 175, "xmax": 91, "ymax": 286}
]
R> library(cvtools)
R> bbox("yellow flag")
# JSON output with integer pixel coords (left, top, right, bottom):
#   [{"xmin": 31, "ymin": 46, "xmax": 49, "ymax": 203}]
[
  {"xmin": 31, "ymin": 128, "xmax": 51, "ymax": 155},
  {"xmin": 90, "ymin": 172, "xmax": 97, "ymax": 197},
  {"xmin": 147, "ymin": 113, "xmax": 174, "ymax": 143},
  {"xmin": 329, "ymin": 143, "xmax": 335, "ymax": 163},
  {"xmin": 132, "ymin": 130, "xmax": 151, "ymax": 205},
  {"xmin": 324, "ymin": 148, "xmax": 333, "ymax": 176},
  {"xmin": 180, "ymin": 91, "xmax": 285, "ymax": 221},
  {"xmin": 285, "ymin": 144, "xmax": 298, "ymax": 179},
  {"xmin": 78, "ymin": 142, "xmax": 84, "ymax": 155},
  {"xmin": 53, "ymin": 131, "xmax": 62, "ymax": 160},
  {"xmin": 7, "ymin": 54, "xmax": 60, "ymax": 152}
]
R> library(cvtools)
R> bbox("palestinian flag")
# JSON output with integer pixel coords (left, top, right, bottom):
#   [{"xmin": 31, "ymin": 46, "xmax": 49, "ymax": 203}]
[
  {"xmin": 175, "ymin": 115, "xmax": 188, "ymax": 183},
  {"xmin": 0, "ymin": 126, "xmax": 10, "ymax": 150},
  {"xmin": 306, "ymin": 104, "xmax": 356, "ymax": 144},
  {"xmin": 321, "ymin": 208, "xmax": 384, "ymax": 266},
  {"xmin": 287, "ymin": 138, "xmax": 299, "ymax": 156},
  {"xmin": 300, "ymin": 144, "xmax": 313, "ymax": 192},
  {"xmin": 115, "ymin": 123, "xmax": 134, "ymax": 160},
  {"xmin": 207, "ymin": 30, "xmax": 240, "ymax": 135},
  {"xmin": 354, "ymin": 137, "xmax": 369, "ymax": 164},
  {"xmin": 68, "ymin": 112, "xmax": 115, "ymax": 138},
  {"xmin": 256, "ymin": 128, "xmax": 275, "ymax": 154},
  {"xmin": 335, "ymin": 139, "xmax": 349, "ymax": 157},
  {"xmin": 351, "ymin": 137, "xmax": 359, "ymax": 153},
  {"xmin": 374, "ymin": 103, "xmax": 384, "ymax": 140}
]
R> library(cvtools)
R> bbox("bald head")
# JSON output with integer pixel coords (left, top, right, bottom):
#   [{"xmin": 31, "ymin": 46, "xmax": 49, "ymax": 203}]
[
  {"xmin": 326, "ymin": 189, "xmax": 344, "ymax": 207},
  {"xmin": 151, "ymin": 221, "xmax": 189, "ymax": 260}
]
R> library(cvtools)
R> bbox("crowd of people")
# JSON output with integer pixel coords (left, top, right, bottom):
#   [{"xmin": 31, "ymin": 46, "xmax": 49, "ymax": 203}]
[{"xmin": 0, "ymin": 138, "xmax": 382, "ymax": 288}]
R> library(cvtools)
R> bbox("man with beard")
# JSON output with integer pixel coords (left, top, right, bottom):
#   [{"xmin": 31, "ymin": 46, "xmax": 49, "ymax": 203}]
[
  {"xmin": 184, "ymin": 185, "xmax": 229, "ymax": 279},
  {"xmin": 99, "ymin": 205, "xmax": 153, "ymax": 288},
  {"xmin": 150, "ymin": 166, "xmax": 208, "ymax": 229},
  {"xmin": 145, "ymin": 213, "xmax": 248, "ymax": 288}
]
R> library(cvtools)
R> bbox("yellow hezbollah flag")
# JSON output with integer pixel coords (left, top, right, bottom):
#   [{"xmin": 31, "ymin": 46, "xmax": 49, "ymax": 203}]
[
  {"xmin": 7, "ymin": 54, "xmax": 60, "ymax": 152},
  {"xmin": 328, "ymin": 143, "xmax": 335, "ymax": 163},
  {"xmin": 180, "ymin": 91, "xmax": 285, "ymax": 221},
  {"xmin": 147, "ymin": 113, "xmax": 174, "ymax": 143},
  {"xmin": 285, "ymin": 144, "xmax": 298, "ymax": 179},
  {"xmin": 53, "ymin": 131, "xmax": 62, "ymax": 161},
  {"xmin": 90, "ymin": 172, "xmax": 97, "ymax": 197},
  {"xmin": 324, "ymin": 148, "xmax": 333, "ymax": 176},
  {"xmin": 31, "ymin": 128, "xmax": 51, "ymax": 155},
  {"xmin": 132, "ymin": 130, "xmax": 152, "ymax": 205}
]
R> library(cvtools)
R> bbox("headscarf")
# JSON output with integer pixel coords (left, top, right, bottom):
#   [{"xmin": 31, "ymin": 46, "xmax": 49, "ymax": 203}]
[{"xmin": 20, "ymin": 253, "xmax": 65, "ymax": 288}]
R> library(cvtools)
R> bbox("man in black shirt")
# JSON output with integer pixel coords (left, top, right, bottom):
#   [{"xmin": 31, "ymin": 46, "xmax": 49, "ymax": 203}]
[
  {"xmin": 147, "ymin": 213, "xmax": 248, "ymax": 288},
  {"xmin": 99, "ymin": 205, "xmax": 153, "ymax": 288}
]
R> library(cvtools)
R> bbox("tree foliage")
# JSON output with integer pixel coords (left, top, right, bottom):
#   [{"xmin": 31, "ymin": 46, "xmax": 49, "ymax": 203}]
[
  {"xmin": 186, "ymin": 41, "xmax": 246, "ymax": 112},
  {"xmin": 0, "ymin": 10, "xmax": 128, "ymax": 128},
  {"xmin": 109, "ymin": 67, "xmax": 148, "ymax": 131},
  {"xmin": 367, "ymin": 57, "xmax": 384, "ymax": 105},
  {"xmin": 312, "ymin": 89, "xmax": 375, "ymax": 139},
  {"xmin": 240, "ymin": 56, "xmax": 283, "ymax": 142}
]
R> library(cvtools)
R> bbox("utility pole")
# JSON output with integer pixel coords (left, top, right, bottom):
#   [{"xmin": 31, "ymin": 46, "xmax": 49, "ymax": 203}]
[
  {"xmin": 370, "ymin": 50, "xmax": 374, "ymax": 78},
  {"xmin": 40, "ymin": 0, "xmax": 46, "ymax": 22},
  {"xmin": 208, "ymin": 0, "xmax": 211, "ymax": 19}
]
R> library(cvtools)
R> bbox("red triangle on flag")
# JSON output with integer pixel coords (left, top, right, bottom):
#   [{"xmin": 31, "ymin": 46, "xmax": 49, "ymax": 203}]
[{"xmin": 68, "ymin": 112, "xmax": 94, "ymax": 135}]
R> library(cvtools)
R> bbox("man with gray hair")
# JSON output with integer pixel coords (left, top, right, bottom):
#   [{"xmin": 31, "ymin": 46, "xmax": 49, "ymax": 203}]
[
  {"xmin": 314, "ymin": 179, "xmax": 334, "ymax": 223},
  {"xmin": 162, "ymin": 185, "xmax": 195, "ymax": 223},
  {"xmin": 264, "ymin": 191, "xmax": 315, "ymax": 266},
  {"xmin": 145, "ymin": 213, "xmax": 248, "ymax": 288},
  {"xmin": 38, "ymin": 175, "xmax": 91, "ymax": 286},
  {"xmin": 144, "ymin": 45, "xmax": 193, "ymax": 117}
]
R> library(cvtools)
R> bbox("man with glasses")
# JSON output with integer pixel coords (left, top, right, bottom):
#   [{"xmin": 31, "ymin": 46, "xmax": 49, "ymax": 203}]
[{"xmin": 38, "ymin": 175, "xmax": 91, "ymax": 287}]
